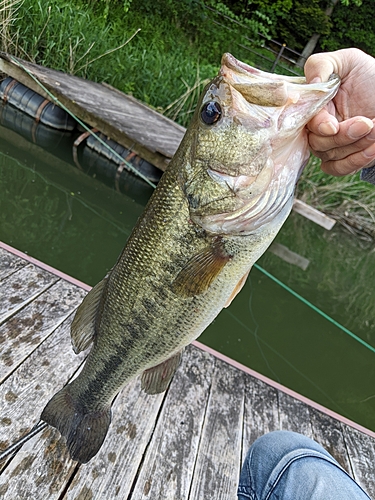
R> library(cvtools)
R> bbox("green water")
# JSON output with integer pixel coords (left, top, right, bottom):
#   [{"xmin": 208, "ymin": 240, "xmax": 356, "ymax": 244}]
[{"xmin": 1, "ymin": 128, "xmax": 375, "ymax": 432}]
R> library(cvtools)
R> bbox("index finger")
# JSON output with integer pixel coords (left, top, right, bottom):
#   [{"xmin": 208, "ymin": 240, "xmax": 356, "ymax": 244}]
[
  {"xmin": 307, "ymin": 108, "xmax": 339, "ymax": 137},
  {"xmin": 308, "ymin": 116, "xmax": 374, "ymax": 152}
]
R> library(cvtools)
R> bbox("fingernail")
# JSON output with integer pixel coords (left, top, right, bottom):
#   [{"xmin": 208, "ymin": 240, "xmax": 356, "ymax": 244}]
[
  {"xmin": 348, "ymin": 118, "xmax": 373, "ymax": 140},
  {"xmin": 363, "ymin": 142, "xmax": 375, "ymax": 159},
  {"xmin": 318, "ymin": 121, "xmax": 338, "ymax": 135},
  {"xmin": 310, "ymin": 77, "xmax": 322, "ymax": 84}
]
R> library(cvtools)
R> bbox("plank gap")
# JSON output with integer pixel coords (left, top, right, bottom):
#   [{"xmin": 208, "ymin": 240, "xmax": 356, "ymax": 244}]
[
  {"xmin": 125, "ymin": 386, "xmax": 170, "ymax": 499},
  {"xmin": 238, "ymin": 388, "xmax": 246, "ymax": 485},
  {"xmin": 57, "ymin": 463, "xmax": 81, "ymax": 500},
  {"xmin": 185, "ymin": 366, "xmax": 214, "ymax": 500},
  {"xmin": 0, "ymin": 272, "xmax": 60, "ymax": 327},
  {"xmin": 340, "ymin": 421, "xmax": 356, "ymax": 479}
]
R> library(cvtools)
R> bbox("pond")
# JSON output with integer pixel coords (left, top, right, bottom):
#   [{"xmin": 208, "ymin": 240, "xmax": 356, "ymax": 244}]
[{"xmin": 1, "ymin": 116, "xmax": 375, "ymax": 433}]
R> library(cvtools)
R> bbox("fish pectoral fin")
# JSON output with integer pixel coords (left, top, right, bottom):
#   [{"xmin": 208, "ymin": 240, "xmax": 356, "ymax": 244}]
[
  {"xmin": 71, "ymin": 273, "xmax": 109, "ymax": 354},
  {"xmin": 224, "ymin": 269, "xmax": 251, "ymax": 308},
  {"xmin": 172, "ymin": 239, "xmax": 231, "ymax": 297},
  {"xmin": 141, "ymin": 349, "xmax": 184, "ymax": 395}
]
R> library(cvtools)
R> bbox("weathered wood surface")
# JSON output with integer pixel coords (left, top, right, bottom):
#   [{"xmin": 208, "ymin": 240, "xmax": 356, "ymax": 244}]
[
  {"xmin": 189, "ymin": 360, "xmax": 245, "ymax": 500},
  {"xmin": 343, "ymin": 425, "xmax": 375, "ymax": 495},
  {"xmin": 0, "ymin": 247, "xmax": 25, "ymax": 280},
  {"xmin": 0, "ymin": 264, "xmax": 58, "ymax": 324},
  {"xmin": 0, "ymin": 280, "xmax": 86, "ymax": 382},
  {"xmin": 1, "ymin": 246, "xmax": 375, "ymax": 499},
  {"xmin": 129, "ymin": 348, "xmax": 212, "ymax": 500},
  {"xmin": 0, "ymin": 52, "xmax": 185, "ymax": 172}
]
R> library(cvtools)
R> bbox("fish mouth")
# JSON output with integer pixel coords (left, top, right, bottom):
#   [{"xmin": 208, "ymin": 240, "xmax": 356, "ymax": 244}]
[
  {"xmin": 220, "ymin": 53, "xmax": 340, "ymax": 111},
  {"xmin": 221, "ymin": 53, "xmax": 306, "ymax": 83}
]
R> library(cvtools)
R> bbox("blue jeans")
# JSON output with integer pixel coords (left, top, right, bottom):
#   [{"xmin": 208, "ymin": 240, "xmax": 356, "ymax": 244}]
[{"xmin": 238, "ymin": 431, "xmax": 371, "ymax": 500}]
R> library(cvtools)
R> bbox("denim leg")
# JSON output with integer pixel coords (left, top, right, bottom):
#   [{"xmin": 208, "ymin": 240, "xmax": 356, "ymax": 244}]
[{"xmin": 238, "ymin": 431, "xmax": 371, "ymax": 500}]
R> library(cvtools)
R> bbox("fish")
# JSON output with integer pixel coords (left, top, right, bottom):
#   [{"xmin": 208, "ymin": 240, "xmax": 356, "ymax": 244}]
[{"xmin": 41, "ymin": 53, "xmax": 340, "ymax": 463}]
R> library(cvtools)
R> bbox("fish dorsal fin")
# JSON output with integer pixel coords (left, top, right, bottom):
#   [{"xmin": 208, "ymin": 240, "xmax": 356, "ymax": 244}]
[
  {"xmin": 141, "ymin": 350, "xmax": 184, "ymax": 395},
  {"xmin": 172, "ymin": 239, "xmax": 231, "ymax": 297},
  {"xmin": 224, "ymin": 269, "xmax": 250, "ymax": 308},
  {"xmin": 70, "ymin": 275, "xmax": 108, "ymax": 354}
]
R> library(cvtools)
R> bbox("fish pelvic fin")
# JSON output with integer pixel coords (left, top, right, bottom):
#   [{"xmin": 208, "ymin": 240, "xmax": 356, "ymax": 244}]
[
  {"xmin": 141, "ymin": 350, "xmax": 184, "ymax": 395},
  {"xmin": 71, "ymin": 274, "xmax": 109, "ymax": 353},
  {"xmin": 41, "ymin": 386, "xmax": 111, "ymax": 463},
  {"xmin": 172, "ymin": 238, "xmax": 231, "ymax": 297},
  {"xmin": 224, "ymin": 269, "xmax": 251, "ymax": 308}
]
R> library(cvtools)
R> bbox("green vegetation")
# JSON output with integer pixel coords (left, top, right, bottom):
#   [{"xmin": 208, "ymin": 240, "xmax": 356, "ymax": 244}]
[
  {"xmin": 321, "ymin": 0, "xmax": 375, "ymax": 54},
  {"xmin": 218, "ymin": 0, "xmax": 375, "ymax": 56},
  {"xmin": 297, "ymin": 157, "xmax": 375, "ymax": 240},
  {"xmin": 1, "ymin": 0, "xmax": 375, "ymax": 238},
  {"xmin": 3, "ymin": 0, "xmax": 267, "ymax": 125}
]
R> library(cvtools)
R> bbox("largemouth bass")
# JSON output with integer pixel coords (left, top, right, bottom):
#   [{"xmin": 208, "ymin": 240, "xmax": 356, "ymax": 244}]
[{"xmin": 41, "ymin": 54, "xmax": 340, "ymax": 463}]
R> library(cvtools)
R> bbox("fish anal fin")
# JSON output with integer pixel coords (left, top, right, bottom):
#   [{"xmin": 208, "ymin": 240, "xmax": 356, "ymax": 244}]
[
  {"xmin": 224, "ymin": 269, "xmax": 251, "ymax": 308},
  {"xmin": 71, "ymin": 274, "xmax": 109, "ymax": 354},
  {"xmin": 172, "ymin": 239, "xmax": 231, "ymax": 297},
  {"xmin": 141, "ymin": 350, "xmax": 184, "ymax": 395},
  {"xmin": 41, "ymin": 386, "xmax": 111, "ymax": 463}
]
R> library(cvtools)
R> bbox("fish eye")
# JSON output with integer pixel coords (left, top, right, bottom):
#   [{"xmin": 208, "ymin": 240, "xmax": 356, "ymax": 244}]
[{"xmin": 201, "ymin": 101, "xmax": 222, "ymax": 125}]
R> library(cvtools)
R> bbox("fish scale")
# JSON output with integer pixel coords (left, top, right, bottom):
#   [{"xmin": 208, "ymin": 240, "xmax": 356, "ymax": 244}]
[{"xmin": 41, "ymin": 53, "xmax": 340, "ymax": 463}]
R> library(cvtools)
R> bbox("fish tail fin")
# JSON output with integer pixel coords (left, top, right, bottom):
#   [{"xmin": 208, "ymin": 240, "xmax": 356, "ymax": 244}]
[{"xmin": 41, "ymin": 386, "xmax": 111, "ymax": 463}]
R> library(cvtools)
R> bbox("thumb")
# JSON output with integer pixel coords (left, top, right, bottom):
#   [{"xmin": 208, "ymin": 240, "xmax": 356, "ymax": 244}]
[{"xmin": 304, "ymin": 53, "xmax": 337, "ymax": 84}]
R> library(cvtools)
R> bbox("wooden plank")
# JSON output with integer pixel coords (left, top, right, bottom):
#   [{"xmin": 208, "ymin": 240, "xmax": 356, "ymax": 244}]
[
  {"xmin": 0, "ymin": 247, "xmax": 26, "ymax": 280},
  {"xmin": 309, "ymin": 407, "xmax": 352, "ymax": 474},
  {"xmin": 242, "ymin": 376, "xmax": 279, "ymax": 464},
  {"xmin": 0, "ymin": 280, "xmax": 86, "ymax": 383},
  {"xmin": 188, "ymin": 358, "xmax": 245, "ymax": 500},
  {"xmin": 0, "ymin": 315, "xmax": 85, "ymax": 464},
  {"xmin": 278, "ymin": 390, "xmax": 314, "ymax": 438},
  {"xmin": 0, "ymin": 54, "xmax": 186, "ymax": 171},
  {"xmin": 0, "ymin": 264, "xmax": 58, "ymax": 324},
  {"xmin": 129, "ymin": 346, "xmax": 213, "ymax": 500},
  {"xmin": 64, "ymin": 377, "xmax": 165, "ymax": 500},
  {"xmin": 342, "ymin": 424, "xmax": 375, "ymax": 498},
  {"xmin": 0, "ymin": 427, "xmax": 77, "ymax": 500},
  {"xmin": 0, "ymin": 314, "xmax": 86, "ymax": 498},
  {"xmin": 293, "ymin": 199, "xmax": 336, "ymax": 230}
]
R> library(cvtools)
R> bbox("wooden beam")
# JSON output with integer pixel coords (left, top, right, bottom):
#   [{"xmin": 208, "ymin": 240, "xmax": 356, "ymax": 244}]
[{"xmin": 293, "ymin": 199, "xmax": 336, "ymax": 230}]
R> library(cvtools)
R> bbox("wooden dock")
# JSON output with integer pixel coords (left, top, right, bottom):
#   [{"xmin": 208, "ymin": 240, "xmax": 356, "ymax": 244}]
[
  {"xmin": 0, "ymin": 241, "xmax": 375, "ymax": 499},
  {"xmin": 0, "ymin": 52, "xmax": 185, "ymax": 173}
]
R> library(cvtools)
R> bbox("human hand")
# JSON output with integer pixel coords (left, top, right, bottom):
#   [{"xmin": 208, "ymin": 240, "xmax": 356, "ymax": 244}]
[{"xmin": 304, "ymin": 48, "xmax": 375, "ymax": 176}]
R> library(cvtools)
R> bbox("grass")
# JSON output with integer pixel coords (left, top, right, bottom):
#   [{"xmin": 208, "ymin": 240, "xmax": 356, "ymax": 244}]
[
  {"xmin": 297, "ymin": 156, "xmax": 375, "ymax": 240},
  {"xmin": 1, "ymin": 0, "xmax": 375, "ymax": 239},
  {"xmin": 0, "ymin": 0, "xmax": 22, "ymax": 52},
  {"xmin": 1, "ymin": 0, "xmax": 225, "ymax": 126}
]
